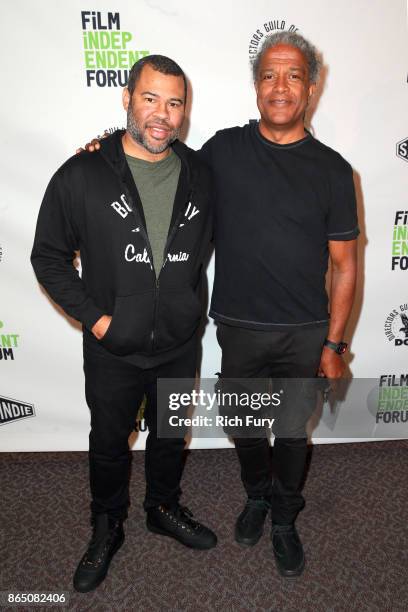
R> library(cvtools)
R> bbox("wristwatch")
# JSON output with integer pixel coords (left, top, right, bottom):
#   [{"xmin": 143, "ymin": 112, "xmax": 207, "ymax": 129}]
[{"xmin": 324, "ymin": 339, "xmax": 348, "ymax": 355}]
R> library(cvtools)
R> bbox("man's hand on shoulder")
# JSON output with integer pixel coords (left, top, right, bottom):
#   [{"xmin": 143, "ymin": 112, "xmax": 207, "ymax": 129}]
[
  {"xmin": 91, "ymin": 315, "xmax": 112, "ymax": 340},
  {"xmin": 76, "ymin": 130, "xmax": 109, "ymax": 154},
  {"xmin": 318, "ymin": 346, "xmax": 345, "ymax": 379}
]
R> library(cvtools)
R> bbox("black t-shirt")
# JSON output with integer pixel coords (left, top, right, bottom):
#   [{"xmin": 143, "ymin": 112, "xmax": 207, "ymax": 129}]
[{"xmin": 199, "ymin": 121, "xmax": 359, "ymax": 330}]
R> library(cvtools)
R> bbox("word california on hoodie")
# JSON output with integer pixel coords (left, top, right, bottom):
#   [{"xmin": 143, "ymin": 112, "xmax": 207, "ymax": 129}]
[{"xmin": 31, "ymin": 130, "xmax": 213, "ymax": 366}]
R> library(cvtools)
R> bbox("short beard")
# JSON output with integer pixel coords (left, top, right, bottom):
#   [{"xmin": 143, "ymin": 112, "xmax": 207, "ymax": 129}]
[{"xmin": 126, "ymin": 105, "xmax": 179, "ymax": 154}]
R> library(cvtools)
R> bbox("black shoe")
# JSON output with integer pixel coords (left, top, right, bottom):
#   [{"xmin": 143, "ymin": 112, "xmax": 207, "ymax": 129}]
[
  {"xmin": 146, "ymin": 504, "xmax": 217, "ymax": 550},
  {"xmin": 271, "ymin": 523, "xmax": 305, "ymax": 577},
  {"xmin": 235, "ymin": 497, "xmax": 271, "ymax": 546},
  {"xmin": 73, "ymin": 513, "xmax": 125, "ymax": 593}
]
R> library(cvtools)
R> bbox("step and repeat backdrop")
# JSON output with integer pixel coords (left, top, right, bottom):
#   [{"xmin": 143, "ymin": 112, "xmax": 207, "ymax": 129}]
[{"xmin": 1, "ymin": 0, "xmax": 407, "ymax": 450}]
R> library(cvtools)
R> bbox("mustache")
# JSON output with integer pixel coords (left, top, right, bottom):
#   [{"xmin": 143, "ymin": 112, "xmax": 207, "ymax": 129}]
[{"xmin": 146, "ymin": 118, "xmax": 172, "ymax": 129}]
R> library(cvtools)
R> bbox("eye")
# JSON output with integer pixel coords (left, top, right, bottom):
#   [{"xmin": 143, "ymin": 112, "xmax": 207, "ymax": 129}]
[
  {"xmin": 263, "ymin": 73, "xmax": 273, "ymax": 80},
  {"xmin": 145, "ymin": 97, "xmax": 155, "ymax": 103}
]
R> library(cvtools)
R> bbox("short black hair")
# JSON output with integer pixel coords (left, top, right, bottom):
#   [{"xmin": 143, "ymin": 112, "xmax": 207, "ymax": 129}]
[{"xmin": 127, "ymin": 54, "xmax": 187, "ymax": 102}]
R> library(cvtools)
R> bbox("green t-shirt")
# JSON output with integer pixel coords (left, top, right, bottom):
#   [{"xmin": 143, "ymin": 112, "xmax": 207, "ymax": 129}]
[{"xmin": 125, "ymin": 150, "xmax": 181, "ymax": 275}]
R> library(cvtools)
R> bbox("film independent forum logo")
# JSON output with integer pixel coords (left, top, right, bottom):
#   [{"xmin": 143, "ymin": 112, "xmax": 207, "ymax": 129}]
[
  {"xmin": 391, "ymin": 210, "xmax": 408, "ymax": 271},
  {"xmin": 367, "ymin": 374, "xmax": 408, "ymax": 425},
  {"xmin": 0, "ymin": 320, "xmax": 20, "ymax": 361},
  {"xmin": 81, "ymin": 10, "xmax": 150, "ymax": 87}
]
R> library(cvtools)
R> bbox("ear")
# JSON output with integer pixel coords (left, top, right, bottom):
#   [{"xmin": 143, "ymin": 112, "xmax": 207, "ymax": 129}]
[
  {"xmin": 254, "ymin": 78, "xmax": 259, "ymax": 95},
  {"xmin": 308, "ymin": 82, "xmax": 316, "ymax": 100},
  {"xmin": 122, "ymin": 87, "xmax": 130, "ymax": 112}
]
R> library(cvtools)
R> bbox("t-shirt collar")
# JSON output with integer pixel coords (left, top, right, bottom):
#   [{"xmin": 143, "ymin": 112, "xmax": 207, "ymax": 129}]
[{"xmin": 254, "ymin": 121, "xmax": 312, "ymax": 149}]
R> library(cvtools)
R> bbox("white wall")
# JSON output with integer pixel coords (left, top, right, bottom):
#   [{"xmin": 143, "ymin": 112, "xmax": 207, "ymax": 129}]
[{"xmin": 1, "ymin": 0, "xmax": 407, "ymax": 450}]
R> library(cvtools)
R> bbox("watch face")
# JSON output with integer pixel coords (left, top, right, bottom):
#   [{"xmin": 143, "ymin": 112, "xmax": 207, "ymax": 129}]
[{"xmin": 337, "ymin": 343, "xmax": 348, "ymax": 354}]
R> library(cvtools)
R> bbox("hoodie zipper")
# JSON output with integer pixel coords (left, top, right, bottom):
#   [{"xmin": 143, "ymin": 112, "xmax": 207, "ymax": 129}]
[
  {"xmin": 98, "ymin": 136, "xmax": 196, "ymax": 354},
  {"xmin": 150, "ymin": 191, "xmax": 193, "ymax": 351}
]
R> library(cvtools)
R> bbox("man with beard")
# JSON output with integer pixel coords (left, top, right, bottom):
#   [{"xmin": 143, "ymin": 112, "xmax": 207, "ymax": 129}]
[
  {"xmin": 81, "ymin": 32, "xmax": 358, "ymax": 578},
  {"xmin": 31, "ymin": 55, "xmax": 216, "ymax": 593}
]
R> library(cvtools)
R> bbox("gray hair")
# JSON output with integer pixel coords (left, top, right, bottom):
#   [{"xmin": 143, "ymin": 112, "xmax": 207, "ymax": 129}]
[{"xmin": 252, "ymin": 31, "xmax": 321, "ymax": 83}]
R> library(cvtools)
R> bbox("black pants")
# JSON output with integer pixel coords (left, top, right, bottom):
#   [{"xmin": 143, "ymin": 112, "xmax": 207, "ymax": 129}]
[
  {"xmin": 216, "ymin": 323, "xmax": 328, "ymax": 525},
  {"xmin": 83, "ymin": 340, "xmax": 197, "ymax": 520}
]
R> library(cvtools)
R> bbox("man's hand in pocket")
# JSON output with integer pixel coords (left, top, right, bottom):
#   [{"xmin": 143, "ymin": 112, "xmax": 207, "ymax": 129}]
[{"xmin": 92, "ymin": 315, "xmax": 112, "ymax": 340}]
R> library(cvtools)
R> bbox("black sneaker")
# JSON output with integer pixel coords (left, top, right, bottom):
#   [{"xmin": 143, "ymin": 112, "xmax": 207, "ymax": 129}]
[
  {"xmin": 271, "ymin": 523, "xmax": 305, "ymax": 577},
  {"xmin": 235, "ymin": 497, "xmax": 271, "ymax": 546},
  {"xmin": 73, "ymin": 513, "xmax": 125, "ymax": 593},
  {"xmin": 146, "ymin": 504, "xmax": 217, "ymax": 550}
]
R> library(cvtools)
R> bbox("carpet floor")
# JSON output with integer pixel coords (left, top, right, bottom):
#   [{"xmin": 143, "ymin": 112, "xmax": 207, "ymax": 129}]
[{"xmin": 1, "ymin": 441, "xmax": 408, "ymax": 611}]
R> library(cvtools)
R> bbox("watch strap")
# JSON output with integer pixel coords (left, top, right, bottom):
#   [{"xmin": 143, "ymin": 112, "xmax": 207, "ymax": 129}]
[{"xmin": 324, "ymin": 339, "xmax": 348, "ymax": 354}]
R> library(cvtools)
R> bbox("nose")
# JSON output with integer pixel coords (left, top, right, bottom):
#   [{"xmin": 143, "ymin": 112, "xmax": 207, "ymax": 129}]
[
  {"xmin": 153, "ymin": 100, "xmax": 170, "ymax": 120},
  {"xmin": 273, "ymin": 72, "xmax": 288, "ymax": 92}
]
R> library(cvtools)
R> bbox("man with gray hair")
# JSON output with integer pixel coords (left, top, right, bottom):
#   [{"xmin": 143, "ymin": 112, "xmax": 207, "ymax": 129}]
[
  {"xmin": 83, "ymin": 32, "xmax": 359, "ymax": 577},
  {"xmin": 200, "ymin": 31, "xmax": 359, "ymax": 576}
]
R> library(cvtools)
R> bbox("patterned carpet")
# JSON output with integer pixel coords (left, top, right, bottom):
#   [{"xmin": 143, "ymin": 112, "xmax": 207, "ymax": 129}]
[{"xmin": 1, "ymin": 441, "xmax": 408, "ymax": 611}]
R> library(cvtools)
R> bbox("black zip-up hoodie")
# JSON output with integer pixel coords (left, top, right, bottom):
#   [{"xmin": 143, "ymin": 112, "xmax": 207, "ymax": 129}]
[{"xmin": 31, "ymin": 130, "xmax": 213, "ymax": 361}]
